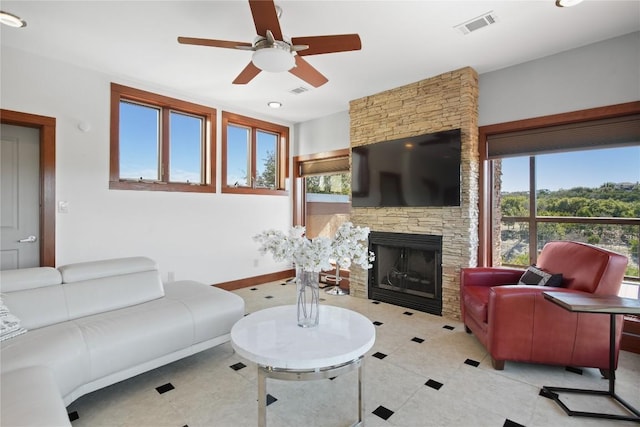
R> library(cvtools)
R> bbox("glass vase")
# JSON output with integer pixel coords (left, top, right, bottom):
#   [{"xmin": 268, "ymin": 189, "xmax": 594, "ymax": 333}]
[{"xmin": 296, "ymin": 269, "xmax": 320, "ymax": 328}]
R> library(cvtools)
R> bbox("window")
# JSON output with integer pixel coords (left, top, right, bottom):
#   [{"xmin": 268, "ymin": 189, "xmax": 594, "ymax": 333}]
[
  {"xmin": 293, "ymin": 149, "xmax": 350, "ymax": 236},
  {"xmin": 110, "ymin": 83, "xmax": 216, "ymax": 192},
  {"xmin": 482, "ymin": 105, "xmax": 640, "ymax": 284},
  {"xmin": 221, "ymin": 112, "xmax": 289, "ymax": 195}
]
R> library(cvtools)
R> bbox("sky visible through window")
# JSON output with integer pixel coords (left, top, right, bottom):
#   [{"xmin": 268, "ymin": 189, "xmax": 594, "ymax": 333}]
[
  {"xmin": 501, "ymin": 146, "xmax": 640, "ymax": 193},
  {"xmin": 120, "ymin": 102, "xmax": 203, "ymax": 183}
]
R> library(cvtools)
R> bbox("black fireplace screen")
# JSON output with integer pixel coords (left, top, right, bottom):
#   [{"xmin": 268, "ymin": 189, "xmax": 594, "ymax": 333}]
[
  {"xmin": 376, "ymin": 246, "xmax": 438, "ymax": 299},
  {"xmin": 368, "ymin": 232, "xmax": 442, "ymax": 315}
]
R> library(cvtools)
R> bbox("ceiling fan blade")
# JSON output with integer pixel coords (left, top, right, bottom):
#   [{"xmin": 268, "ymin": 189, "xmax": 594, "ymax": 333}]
[
  {"xmin": 289, "ymin": 56, "xmax": 328, "ymax": 88},
  {"xmin": 249, "ymin": 0, "xmax": 283, "ymax": 40},
  {"xmin": 291, "ymin": 34, "xmax": 361, "ymax": 56},
  {"xmin": 178, "ymin": 37, "xmax": 252, "ymax": 49},
  {"xmin": 233, "ymin": 62, "xmax": 262, "ymax": 85}
]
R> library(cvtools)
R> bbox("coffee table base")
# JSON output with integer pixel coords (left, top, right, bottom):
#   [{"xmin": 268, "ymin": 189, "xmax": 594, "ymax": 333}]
[{"xmin": 257, "ymin": 356, "xmax": 365, "ymax": 427}]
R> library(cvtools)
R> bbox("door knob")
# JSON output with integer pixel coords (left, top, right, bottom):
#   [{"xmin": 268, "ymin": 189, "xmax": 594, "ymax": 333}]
[{"xmin": 18, "ymin": 235, "xmax": 37, "ymax": 243}]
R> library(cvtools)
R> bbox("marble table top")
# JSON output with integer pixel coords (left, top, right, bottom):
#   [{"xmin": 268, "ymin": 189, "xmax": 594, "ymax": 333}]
[{"xmin": 230, "ymin": 304, "xmax": 376, "ymax": 370}]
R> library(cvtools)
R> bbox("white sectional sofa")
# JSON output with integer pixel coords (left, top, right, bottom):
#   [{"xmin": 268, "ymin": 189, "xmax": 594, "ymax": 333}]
[{"xmin": 0, "ymin": 257, "xmax": 245, "ymax": 426}]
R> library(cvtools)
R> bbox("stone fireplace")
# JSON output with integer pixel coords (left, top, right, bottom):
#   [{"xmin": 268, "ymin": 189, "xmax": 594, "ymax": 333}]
[{"xmin": 349, "ymin": 67, "xmax": 479, "ymax": 320}]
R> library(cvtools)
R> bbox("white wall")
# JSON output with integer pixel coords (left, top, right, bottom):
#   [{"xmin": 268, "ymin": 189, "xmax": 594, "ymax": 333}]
[
  {"xmin": 295, "ymin": 31, "xmax": 640, "ymax": 149},
  {"xmin": 294, "ymin": 110, "xmax": 350, "ymax": 156},
  {"xmin": 1, "ymin": 46, "xmax": 294, "ymax": 284},
  {"xmin": 478, "ymin": 31, "xmax": 640, "ymax": 126}
]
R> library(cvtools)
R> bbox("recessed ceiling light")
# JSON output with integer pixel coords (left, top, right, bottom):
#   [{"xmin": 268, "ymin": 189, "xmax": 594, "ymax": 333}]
[
  {"xmin": 0, "ymin": 11, "xmax": 27, "ymax": 28},
  {"xmin": 555, "ymin": 0, "xmax": 584, "ymax": 7},
  {"xmin": 267, "ymin": 101, "xmax": 282, "ymax": 109}
]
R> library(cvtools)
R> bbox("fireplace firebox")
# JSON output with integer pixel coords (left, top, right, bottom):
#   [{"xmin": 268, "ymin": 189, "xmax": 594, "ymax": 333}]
[{"xmin": 368, "ymin": 231, "xmax": 442, "ymax": 315}]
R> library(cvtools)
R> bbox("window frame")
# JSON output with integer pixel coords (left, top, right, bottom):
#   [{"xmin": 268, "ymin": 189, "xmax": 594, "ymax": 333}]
[
  {"xmin": 478, "ymin": 101, "xmax": 640, "ymax": 270},
  {"xmin": 221, "ymin": 111, "xmax": 289, "ymax": 195},
  {"xmin": 109, "ymin": 83, "xmax": 216, "ymax": 193}
]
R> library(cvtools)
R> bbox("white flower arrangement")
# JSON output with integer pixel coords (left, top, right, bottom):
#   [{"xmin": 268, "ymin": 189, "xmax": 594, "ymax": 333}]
[{"xmin": 253, "ymin": 222, "xmax": 375, "ymax": 273}]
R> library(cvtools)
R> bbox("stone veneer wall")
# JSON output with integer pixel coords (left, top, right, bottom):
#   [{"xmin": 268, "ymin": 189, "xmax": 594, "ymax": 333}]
[{"xmin": 348, "ymin": 67, "xmax": 479, "ymax": 320}]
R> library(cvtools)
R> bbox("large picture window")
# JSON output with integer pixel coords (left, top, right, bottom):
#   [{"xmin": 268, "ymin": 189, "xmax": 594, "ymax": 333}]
[
  {"xmin": 221, "ymin": 112, "xmax": 288, "ymax": 195},
  {"xmin": 481, "ymin": 105, "xmax": 640, "ymax": 284},
  {"xmin": 110, "ymin": 83, "xmax": 216, "ymax": 192}
]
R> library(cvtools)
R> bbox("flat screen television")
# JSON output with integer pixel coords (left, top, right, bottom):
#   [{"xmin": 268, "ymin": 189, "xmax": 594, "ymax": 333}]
[{"xmin": 351, "ymin": 128, "xmax": 461, "ymax": 207}]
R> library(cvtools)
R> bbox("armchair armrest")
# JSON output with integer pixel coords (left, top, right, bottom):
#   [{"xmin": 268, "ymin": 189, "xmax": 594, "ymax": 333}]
[{"xmin": 461, "ymin": 267, "xmax": 524, "ymax": 289}]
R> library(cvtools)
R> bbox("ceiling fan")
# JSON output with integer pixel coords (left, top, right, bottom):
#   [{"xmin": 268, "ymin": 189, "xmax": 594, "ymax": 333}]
[{"xmin": 177, "ymin": 0, "xmax": 361, "ymax": 88}]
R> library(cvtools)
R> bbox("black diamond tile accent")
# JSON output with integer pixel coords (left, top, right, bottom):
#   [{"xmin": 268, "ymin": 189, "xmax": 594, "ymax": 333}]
[
  {"xmin": 266, "ymin": 394, "xmax": 277, "ymax": 406},
  {"xmin": 265, "ymin": 295, "xmax": 274, "ymax": 299},
  {"xmin": 464, "ymin": 359, "xmax": 480, "ymax": 367},
  {"xmin": 443, "ymin": 325, "xmax": 455, "ymax": 330},
  {"xmin": 372, "ymin": 301, "xmax": 381, "ymax": 304},
  {"xmin": 281, "ymin": 282, "xmax": 288, "ymax": 286},
  {"xmin": 68, "ymin": 411, "xmax": 79, "ymax": 422},
  {"xmin": 155, "ymin": 383, "xmax": 175, "ymax": 394},
  {"xmin": 250, "ymin": 287, "xmax": 258, "ymax": 291},
  {"xmin": 403, "ymin": 311, "xmax": 414, "ymax": 316},
  {"xmin": 425, "ymin": 379, "xmax": 443, "ymax": 390},
  {"xmin": 503, "ymin": 420, "xmax": 525, "ymax": 427},
  {"xmin": 565, "ymin": 366, "xmax": 583, "ymax": 375},
  {"xmin": 372, "ymin": 405, "xmax": 394, "ymax": 420},
  {"xmin": 411, "ymin": 337, "xmax": 425, "ymax": 343},
  {"xmin": 372, "ymin": 352, "xmax": 387, "ymax": 360},
  {"xmin": 373, "ymin": 321, "xmax": 383, "ymax": 326},
  {"xmin": 230, "ymin": 362, "xmax": 247, "ymax": 371}
]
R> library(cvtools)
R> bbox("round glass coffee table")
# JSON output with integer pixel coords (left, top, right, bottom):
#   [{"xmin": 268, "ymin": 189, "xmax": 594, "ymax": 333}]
[{"xmin": 231, "ymin": 304, "xmax": 376, "ymax": 427}]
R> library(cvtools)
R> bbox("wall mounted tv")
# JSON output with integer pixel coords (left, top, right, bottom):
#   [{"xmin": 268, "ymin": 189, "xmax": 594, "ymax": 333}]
[{"xmin": 351, "ymin": 128, "xmax": 461, "ymax": 207}]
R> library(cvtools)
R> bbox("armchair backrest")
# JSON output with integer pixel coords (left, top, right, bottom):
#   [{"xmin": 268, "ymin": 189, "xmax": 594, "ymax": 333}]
[{"xmin": 536, "ymin": 241, "xmax": 628, "ymax": 295}]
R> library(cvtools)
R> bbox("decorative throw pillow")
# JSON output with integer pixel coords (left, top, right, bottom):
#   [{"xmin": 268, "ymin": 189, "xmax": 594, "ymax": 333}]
[
  {"xmin": 517, "ymin": 265, "xmax": 563, "ymax": 287},
  {"xmin": 0, "ymin": 299, "xmax": 27, "ymax": 341}
]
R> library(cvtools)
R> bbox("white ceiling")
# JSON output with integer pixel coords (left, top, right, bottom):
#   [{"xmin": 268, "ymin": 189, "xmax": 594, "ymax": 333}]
[{"xmin": 1, "ymin": 1, "xmax": 639, "ymax": 124}]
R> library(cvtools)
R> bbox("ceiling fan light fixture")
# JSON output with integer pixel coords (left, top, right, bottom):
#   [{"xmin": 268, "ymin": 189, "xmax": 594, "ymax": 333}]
[
  {"xmin": 555, "ymin": 0, "xmax": 584, "ymax": 7},
  {"xmin": 0, "ymin": 11, "xmax": 26, "ymax": 28},
  {"xmin": 252, "ymin": 45, "xmax": 295, "ymax": 72}
]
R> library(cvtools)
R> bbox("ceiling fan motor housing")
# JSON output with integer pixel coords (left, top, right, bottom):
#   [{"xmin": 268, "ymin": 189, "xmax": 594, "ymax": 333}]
[{"xmin": 252, "ymin": 39, "xmax": 295, "ymax": 72}]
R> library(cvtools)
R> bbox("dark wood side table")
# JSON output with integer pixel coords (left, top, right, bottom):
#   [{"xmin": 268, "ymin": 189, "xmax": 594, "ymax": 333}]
[{"xmin": 541, "ymin": 291, "xmax": 640, "ymax": 423}]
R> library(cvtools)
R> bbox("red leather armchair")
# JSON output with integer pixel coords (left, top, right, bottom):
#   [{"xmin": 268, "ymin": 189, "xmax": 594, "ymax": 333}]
[{"xmin": 461, "ymin": 241, "xmax": 628, "ymax": 372}]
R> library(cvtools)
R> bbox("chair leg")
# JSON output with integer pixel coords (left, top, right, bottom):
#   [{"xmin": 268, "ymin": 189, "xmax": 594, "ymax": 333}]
[
  {"xmin": 464, "ymin": 325, "xmax": 472, "ymax": 334},
  {"xmin": 491, "ymin": 357, "xmax": 505, "ymax": 370},
  {"xmin": 599, "ymin": 368, "xmax": 611, "ymax": 379}
]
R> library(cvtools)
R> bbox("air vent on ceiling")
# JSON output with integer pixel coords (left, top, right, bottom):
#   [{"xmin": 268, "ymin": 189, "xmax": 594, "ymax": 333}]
[
  {"xmin": 454, "ymin": 11, "xmax": 498, "ymax": 35},
  {"xmin": 289, "ymin": 86, "xmax": 311, "ymax": 95}
]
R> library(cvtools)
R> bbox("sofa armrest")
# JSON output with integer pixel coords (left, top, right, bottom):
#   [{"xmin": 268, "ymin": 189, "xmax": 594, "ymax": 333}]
[{"xmin": 461, "ymin": 267, "xmax": 524, "ymax": 289}]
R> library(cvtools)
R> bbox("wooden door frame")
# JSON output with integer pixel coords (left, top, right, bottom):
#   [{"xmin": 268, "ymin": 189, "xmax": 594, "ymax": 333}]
[{"xmin": 1, "ymin": 109, "xmax": 56, "ymax": 267}]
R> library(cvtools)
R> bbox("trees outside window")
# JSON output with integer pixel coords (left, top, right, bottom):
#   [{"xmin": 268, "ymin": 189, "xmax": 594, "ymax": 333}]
[
  {"xmin": 496, "ymin": 146, "xmax": 640, "ymax": 281},
  {"xmin": 221, "ymin": 112, "xmax": 288, "ymax": 195}
]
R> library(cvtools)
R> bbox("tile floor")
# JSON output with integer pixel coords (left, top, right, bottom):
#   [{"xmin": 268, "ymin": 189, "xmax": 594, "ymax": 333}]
[{"xmin": 67, "ymin": 280, "xmax": 640, "ymax": 426}]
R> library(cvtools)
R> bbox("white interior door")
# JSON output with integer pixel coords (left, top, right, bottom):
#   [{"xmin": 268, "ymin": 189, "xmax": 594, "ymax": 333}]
[{"xmin": 1, "ymin": 124, "xmax": 41, "ymax": 270}]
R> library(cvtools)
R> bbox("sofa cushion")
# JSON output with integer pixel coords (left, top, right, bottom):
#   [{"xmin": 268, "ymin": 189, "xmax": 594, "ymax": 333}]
[
  {"xmin": 73, "ymin": 297, "xmax": 194, "ymax": 381},
  {"xmin": 0, "ymin": 322, "xmax": 90, "ymax": 396},
  {"xmin": 164, "ymin": 280, "xmax": 246, "ymax": 343},
  {"xmin": 517, "ymin": 265, "xmax": 563, "ymax": 287},
  {"xmin": 463, "ymin": 285, "xmax": 490, "ymax": 323},
  {"xmin": 0, "ymin": 366, "xmax": 71, "ymax": 427}
]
